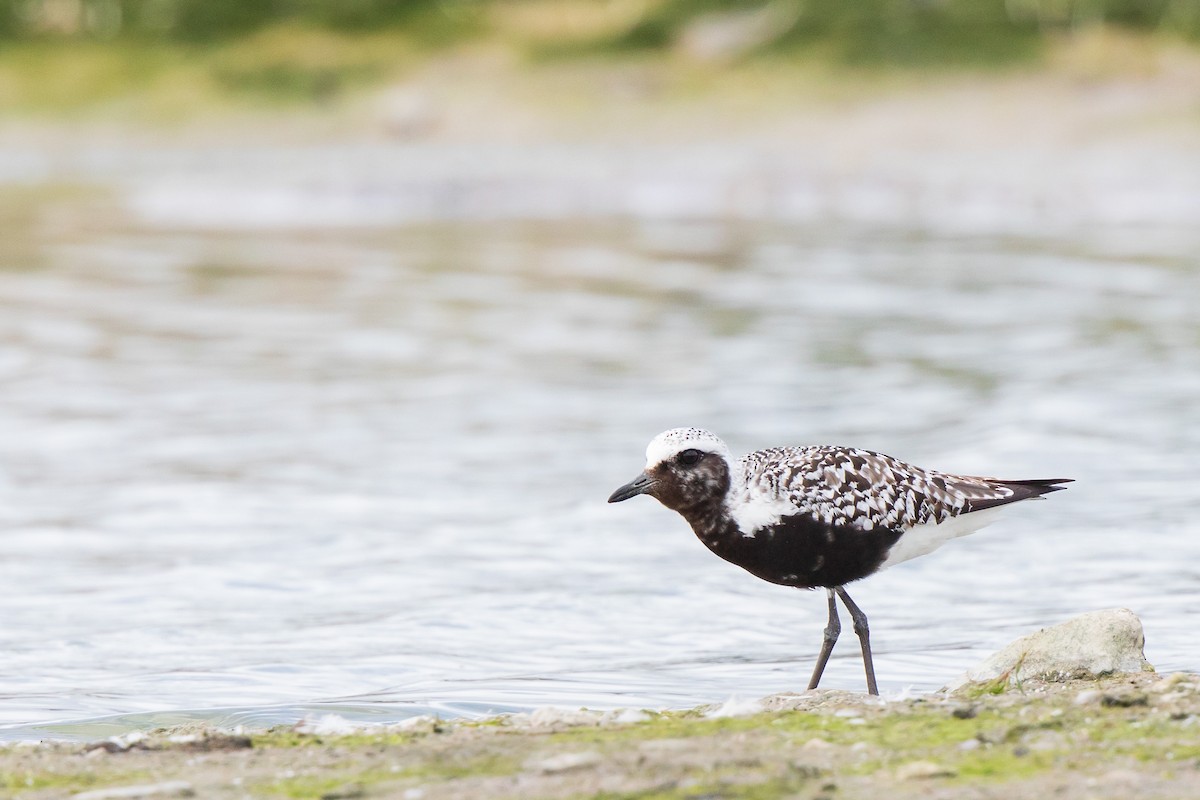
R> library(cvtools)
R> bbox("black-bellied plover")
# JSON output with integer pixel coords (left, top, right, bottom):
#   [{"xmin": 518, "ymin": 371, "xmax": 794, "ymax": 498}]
[{"xmin": 607, "ymin": 427, "xmax": 1071, "ymax": 695}]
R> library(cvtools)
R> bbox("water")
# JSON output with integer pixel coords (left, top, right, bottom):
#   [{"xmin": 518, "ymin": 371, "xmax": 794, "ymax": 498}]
[{"xmin": 1, "ymin": 146, "xmax": 1199, "ymax": 741}]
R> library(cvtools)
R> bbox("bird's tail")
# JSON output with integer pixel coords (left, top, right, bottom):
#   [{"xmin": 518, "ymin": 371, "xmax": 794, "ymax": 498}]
[{"xmin": 966, "ymin": 477, "xmax": 1072, "ymax": 512}]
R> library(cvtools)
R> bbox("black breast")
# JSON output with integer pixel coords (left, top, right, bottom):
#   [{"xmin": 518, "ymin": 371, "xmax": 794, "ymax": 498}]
[{"xmin": 684, "ymin": 508, "xmax": 904, "ymax": 589}]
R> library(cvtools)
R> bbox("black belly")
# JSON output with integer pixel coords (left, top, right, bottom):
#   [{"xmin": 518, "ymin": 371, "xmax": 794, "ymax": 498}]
[{"xmin": 696, "ymin": 513, "xmax": 904, "ymax": 589}]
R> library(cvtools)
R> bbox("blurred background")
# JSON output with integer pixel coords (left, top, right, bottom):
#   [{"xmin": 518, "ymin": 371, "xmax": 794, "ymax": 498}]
[{"xmin": 1, "ymin": 0, "xmax": 1198, "ymax": 739}]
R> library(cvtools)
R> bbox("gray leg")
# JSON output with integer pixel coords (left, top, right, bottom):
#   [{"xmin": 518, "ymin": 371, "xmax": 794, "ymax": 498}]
[
  {"xmin": 835, "ymin": 587, "xmax": 878, "ymax": 696},
  {"xmin": 806, "ymin": 588, "xmax": 840, "ymax": 691}
]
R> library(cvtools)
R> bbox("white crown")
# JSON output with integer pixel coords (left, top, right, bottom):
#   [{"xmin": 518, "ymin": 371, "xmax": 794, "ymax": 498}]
[{"xmin": 644, "ymin": 428, "xmax": 731, "ymax": 470}]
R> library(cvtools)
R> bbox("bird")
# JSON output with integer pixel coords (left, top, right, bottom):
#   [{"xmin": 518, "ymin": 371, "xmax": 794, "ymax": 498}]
[{"xmin": 607, "ymin": 427, "xmax": 1071, "ymax": 695}]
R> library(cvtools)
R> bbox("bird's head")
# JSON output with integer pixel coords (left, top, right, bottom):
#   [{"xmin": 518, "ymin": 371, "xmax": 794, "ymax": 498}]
[{"xmin": 607, "ymin": 428, "xmax": 732, "ymax": 512}]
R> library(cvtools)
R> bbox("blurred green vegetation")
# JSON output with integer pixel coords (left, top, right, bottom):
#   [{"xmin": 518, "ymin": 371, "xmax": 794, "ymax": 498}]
[
  {"xmin": 0, "ymin": 1, "xmax": 1197, "ymax": 115},
  {"xmin": 1, "ymin": 0, "xmax": 1197, "ymax": 55}
]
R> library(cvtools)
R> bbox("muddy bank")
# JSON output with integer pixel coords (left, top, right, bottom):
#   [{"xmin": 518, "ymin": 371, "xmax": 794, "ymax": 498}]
[
  {"xmin": 3, "ymin": 671, "xmax": 1198, "ymax": 799},
  {"xmin": 2, "ymin": 31, "xmax": 1199, "ymax": 240}
]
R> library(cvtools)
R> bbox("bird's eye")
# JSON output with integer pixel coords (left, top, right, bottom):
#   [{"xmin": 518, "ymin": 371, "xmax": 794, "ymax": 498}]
[{"xmin": 676, "ymin": 449, "xmax": 703, "ymax": 467}]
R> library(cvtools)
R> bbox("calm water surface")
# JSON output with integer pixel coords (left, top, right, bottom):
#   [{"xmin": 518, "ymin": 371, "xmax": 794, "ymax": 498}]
[{"xmin": 0, "ymin": 179, "xmax": 1198, "ymax": 740}]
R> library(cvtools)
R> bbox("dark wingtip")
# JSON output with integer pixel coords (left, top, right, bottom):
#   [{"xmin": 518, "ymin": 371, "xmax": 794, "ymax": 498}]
[
  {"xmin": 965, "ymin": 477, "xmax": 1072, "ymax": 512},
  {"xmin": 1015, "ymin": 478, "xmax": 1074, "ymax": 491}
]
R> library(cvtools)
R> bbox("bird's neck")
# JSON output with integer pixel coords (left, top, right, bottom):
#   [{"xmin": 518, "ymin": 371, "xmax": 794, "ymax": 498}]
[{"xmin": 678, "ymin": 496, "xmax": 742, "ymax": 552}]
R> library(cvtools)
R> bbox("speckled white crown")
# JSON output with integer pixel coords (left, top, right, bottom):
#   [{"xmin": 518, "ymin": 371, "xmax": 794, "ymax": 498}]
[{"xmin": 644, "ymin": 428, "xmax": 731, "ymax": 469}]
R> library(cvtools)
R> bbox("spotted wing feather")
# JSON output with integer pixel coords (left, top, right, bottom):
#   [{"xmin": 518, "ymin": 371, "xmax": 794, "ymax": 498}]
[{"xmin": 734, "ymin": 446, "xmax": 1065, "ymax": 534}]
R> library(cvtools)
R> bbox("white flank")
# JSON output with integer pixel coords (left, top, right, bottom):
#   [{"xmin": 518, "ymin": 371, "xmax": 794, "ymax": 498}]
[
  {"xmin": 725, "ymin": 490, "xmax": 799, "ymax": 537},
  {"xmin": 878, "ymin": 507, "xmax": 1006, "ymax": 569}
]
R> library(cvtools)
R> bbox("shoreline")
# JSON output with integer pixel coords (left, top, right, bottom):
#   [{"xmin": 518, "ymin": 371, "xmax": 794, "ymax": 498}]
[
  {"xmin": 3, "ymin": 671, "xmax": 1198, "ymax": 799},
  {"xmin": 2, "ymin": 30, "xmax": 1198, "ymax": 244}
]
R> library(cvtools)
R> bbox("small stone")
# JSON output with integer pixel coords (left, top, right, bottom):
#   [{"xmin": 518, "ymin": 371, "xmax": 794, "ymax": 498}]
[
  {"xmin": 72, "ymin": 781, "xmax": 194, "ymax": 800},
  {"xmin": 959, "ymin": 738, "xmax": 982, "ymax": 751},
  {"xmin": 1101, "ymin": 769, "xmax": 1141, "ymax": 784},
  {"xmin": 1102, "ymin": 691, "xmax": 1148, "ymax": 708},
  {"xmin": 896, "ymin": 761, "xmax": 956, "ymax": 780},
  {"xmin": 392, "ymin": 715, "xmax": 440, "ymax": 734},
  {"xmin": 319, "ymin": 784, "xmax": 364, "ymax": 800},
  {"xmin": 526, "ymin": 707, "xmax": 605, "ymax": 729},
  {"xmin": 677, "ymin": 3, "xmax": 799, "ymax": 62},
  {"xmin": 950, "ymin": 705, "xmax": 977, "ymax": 719},
  {"xmin": 607, "ymin": 708, "xmax": 651, "ymax": 724},
  {"xmin": 1075, "ymin": 689, "xmax": 1103, "ymax": 706},
  {"xmin": 1026, "ymin": 731, "xmax": 1067, "ymax": 752},
  {"xmin": 1161, "ymin": 672, "xmax": 1196, "ymax": 690},
  {"xmin": 526, "ymin": 751, "xmax": 602, "ymax": 774},
  {"xmin": 802, "ymin": 738, "xmax": 835, "ymax": 750},
  {"xmin": 705, "ymin": 697, "xmax": 764, "ymax": 718}
]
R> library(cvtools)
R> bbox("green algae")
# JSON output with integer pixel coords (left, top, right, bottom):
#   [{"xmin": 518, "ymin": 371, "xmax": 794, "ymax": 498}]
[{"xmin": 2, "ymin": 675, "xmax": 1198, "ymax": 800}]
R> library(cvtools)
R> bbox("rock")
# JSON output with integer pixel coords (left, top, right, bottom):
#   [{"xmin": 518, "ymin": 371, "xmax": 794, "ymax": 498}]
[
  {"xmin": 677, "ymin": 2, "xmax": 800, "ymax": 63},
  {"xmin": 895, "ymin": 761, "xmax": 956, "ymax": 780},
  {"xmin": 704, "ymin": 696, "xmax": 765, "ymax": 718},
  {"xmin": 525, "ymin": 751, "xmax": 602, "ymax": 774},
  {"xmin": 948, "ymin": 609, "xmax": 1153, "ymax": 691},
  {"xmin": 949, "ymin": 704, "xmax": 977, "ymax": 719},
  {"xmin": 73, "ymin": 782, "xmax": 194, "ymax": 800},
  {"xmin": 509, "ymin": 707, "xmax": 606, "ymax": 729},
  {"xmin": 1101, "ymin": 690, "xmax": 1148, "ymax": 707}
]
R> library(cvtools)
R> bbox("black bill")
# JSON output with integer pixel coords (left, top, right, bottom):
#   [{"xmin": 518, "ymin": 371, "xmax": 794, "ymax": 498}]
[{"xmin": 607, "ymin": 472, "xmax": 656, "ymax": 503}]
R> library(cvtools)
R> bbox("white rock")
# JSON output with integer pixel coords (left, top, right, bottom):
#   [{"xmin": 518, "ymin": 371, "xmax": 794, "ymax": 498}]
[
  {"xmin": 392, "ymin": 715, "xmax": 440, "ymax": 733},
  {"xmin": 801, "ymin": 737, "xmax": 835, "ymax": 750},
  {"xmin": 522, "ymin": 707, "xmax": 605, "ymax": 729},
  {"xmin": 607, "ymin": 708, "xmax": 650, "ymax": 724},
  {"xmin": 293, "ymin": 714, "xmax": 363, "ymax": 736},
  {"xmin": 896, "ymin": 761, "xmax": 956, "ymax": 780},
  {"xmin": 705, "ymin": 696, "xmax": 764, "ymax": 719},
  {"xmin": 105, "ymin": 731, "xmax": 146, "ymax": 751},
  {"xmin": 525, "ymin": 751, "xmax": 602, "ymax": 774},
  {"xmin": 947, "ymin": 609, "xmax": 1153, "ymax": 691},
  {"xmin": 677, "ymin": 2, "xmax": 800, "ymax": 62},
  {"xmin": 73, "ymin": 781, "xmax": 193, "ymax": 800}
]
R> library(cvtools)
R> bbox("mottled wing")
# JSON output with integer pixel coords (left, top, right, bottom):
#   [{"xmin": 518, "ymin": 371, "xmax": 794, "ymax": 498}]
[{"xmin": 736, "ymin": 446, "xmax": 1057, "ymax": 533}]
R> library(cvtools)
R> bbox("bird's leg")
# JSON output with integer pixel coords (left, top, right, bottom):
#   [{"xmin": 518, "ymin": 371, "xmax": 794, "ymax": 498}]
[
  {"xmin": 806, "ymin": 588, "xmax": 840, "ymax": 691},
  {"xmin": 835, "ymin": 587, "xmax": 878, "ymax": 696}
]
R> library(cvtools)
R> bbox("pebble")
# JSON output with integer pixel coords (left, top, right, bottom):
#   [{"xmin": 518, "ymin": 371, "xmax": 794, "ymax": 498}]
[
  {"xmin": 895, "ymin": 761, "xmax": 956, "ymax": 780},
  {"xmin": 72, "ymin": 781, "xmax": 194, "ymax": 800},
  {"xmin": 525, "ymin": 751, "xmax": 602, "ymax": 774},
  {"xmin": 705, "ymin": 697, "xmax": 765, "ymax": 718},
  {"xmin": 517, "ymin": 707, "xmax": 605, "ymax": 729}
]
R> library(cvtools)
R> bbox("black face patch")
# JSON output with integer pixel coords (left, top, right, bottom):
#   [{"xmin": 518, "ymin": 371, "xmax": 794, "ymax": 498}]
[{"xmin": 649, "ymin": 452, "xmax": 730, "ymax": 513}]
